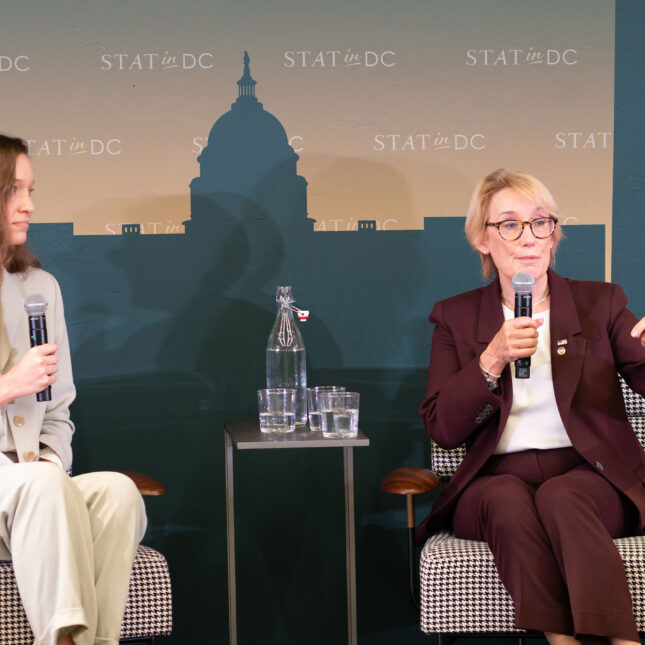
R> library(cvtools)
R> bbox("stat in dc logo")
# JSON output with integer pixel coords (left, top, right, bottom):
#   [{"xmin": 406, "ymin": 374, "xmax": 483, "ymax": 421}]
[
  {"xmin": 0, "ymin": 55, "xmax": 30, "ymax": 72},
  {"xmin": 466, "ymin": 47, "xmax": 578, "ymax": 66},
  {"xmin": 100, "ymin": 50, "xmax": 214, "ymax": 71},
  {"xmin": 554, "ymin": 131, "xmax": 612, "ymax": 150},
  {"xmin": 284, "ymin": 48, "xmax": 396, "ymax": 68},
  {"xmin": 192, "ymin": 134, "xmax": 304, "ymax": 154},
  {"xmin": 26, "ymin": 137, "xmax": 123, "ymax": 157},
  {"xmin": 373, "ymin": 132, "xmax": 486, "ymax": 152}
]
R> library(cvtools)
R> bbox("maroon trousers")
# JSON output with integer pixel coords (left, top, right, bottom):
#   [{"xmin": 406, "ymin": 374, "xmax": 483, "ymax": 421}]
[{"xmin": 452, "ymin": 447, "xmax": 639, "ymax": 642}]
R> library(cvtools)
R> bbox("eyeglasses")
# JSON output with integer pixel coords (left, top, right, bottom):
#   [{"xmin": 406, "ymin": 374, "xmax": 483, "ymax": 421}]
[{"xmin": 485, "ymin": 217, "xmax": 558, "ymax": 241}]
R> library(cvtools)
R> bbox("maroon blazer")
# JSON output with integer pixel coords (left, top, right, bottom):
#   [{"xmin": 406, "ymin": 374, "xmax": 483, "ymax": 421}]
[{"xmin": 417, "ymin": 269, "xmax": 645, "ymax": 543}]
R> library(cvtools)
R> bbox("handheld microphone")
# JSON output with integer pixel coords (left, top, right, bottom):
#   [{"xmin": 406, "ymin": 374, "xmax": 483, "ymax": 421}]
[
  {"xmin": 24, "ymin": 294, "xmax": 51, "ymax": 402},
  {"xmin": 512, "ymin": 272, "xmax": 535, "ymax": 379}
]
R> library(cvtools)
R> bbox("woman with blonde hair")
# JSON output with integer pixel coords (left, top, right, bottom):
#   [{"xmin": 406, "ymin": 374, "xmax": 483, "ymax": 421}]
[{"xmin": 419, "ymin": 168, "xmax": 645, "ymax": 645}]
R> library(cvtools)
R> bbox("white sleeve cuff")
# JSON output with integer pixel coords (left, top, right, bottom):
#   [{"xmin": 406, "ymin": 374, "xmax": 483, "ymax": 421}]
[{"xmin": 39, "ymin": 447, "xmax": 64, "ymax": 469}]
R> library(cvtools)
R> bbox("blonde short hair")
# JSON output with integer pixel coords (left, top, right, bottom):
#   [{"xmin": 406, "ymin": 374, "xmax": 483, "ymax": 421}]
[{"xmin": 465, "ymin": 168, "xmax": 562, "ymax": 280}]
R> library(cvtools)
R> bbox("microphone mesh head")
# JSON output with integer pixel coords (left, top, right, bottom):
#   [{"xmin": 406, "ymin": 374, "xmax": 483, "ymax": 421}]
[
  {"xmin": 24, "ymin": 294, "xmax": 48, "ymax": 316},
  {"xmin": 511, "ymin": 272, "xmax": 535, "ymax": 295}
]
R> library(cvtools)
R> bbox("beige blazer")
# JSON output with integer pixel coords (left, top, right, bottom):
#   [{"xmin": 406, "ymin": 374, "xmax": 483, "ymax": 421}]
[{"xmin": 1, "ymin": 268, "xmax": 75, "ymax": 470}]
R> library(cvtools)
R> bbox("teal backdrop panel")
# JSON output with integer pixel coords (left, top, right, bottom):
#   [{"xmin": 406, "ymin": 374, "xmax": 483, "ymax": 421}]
[
  {"xmin": 29, "ymin": 220, "xmax": 603, "ymax": 645},
  {"xmin": 613, "ymin": 0, "xmax": 645, "ymax": 316}
]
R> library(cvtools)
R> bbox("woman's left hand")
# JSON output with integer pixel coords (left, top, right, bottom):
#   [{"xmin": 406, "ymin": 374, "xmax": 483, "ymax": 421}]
[{"xmin": 631, "ymin": 317, "xmax": 645, "ymax": 348}]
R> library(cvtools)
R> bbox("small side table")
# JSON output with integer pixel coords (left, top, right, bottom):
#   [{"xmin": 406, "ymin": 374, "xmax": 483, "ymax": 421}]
[{"xmin": 224, "ymin": 421, "xmax": 369, "ymax": 645}]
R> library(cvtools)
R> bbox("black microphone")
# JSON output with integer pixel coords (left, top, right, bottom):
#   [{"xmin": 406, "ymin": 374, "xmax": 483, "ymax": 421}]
[
  {"xmin": 512, "ymin": 272, "xmax": 535, "ymax": 379},
  {"xmin": 24, "ymin": 294, "xmax": 51, "ymax": 402}
]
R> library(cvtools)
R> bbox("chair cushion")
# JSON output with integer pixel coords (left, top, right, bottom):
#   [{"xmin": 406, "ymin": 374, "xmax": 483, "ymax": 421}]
[
  {"xmin": 420, "ymin": 531, "xmax": 517, "ymax": 633},
  {"xmin": 0, "ymin": 544, "xmax": 172, "ymax": 644},
  {"xmin": 420, "ymin": 531, "xmax": 645, "ymax": 634},
  {"xmin": 0, "ymin": 558, "xmax": 32, "ymax": 642},
  {"xmin": 431, "ymin": 444, "xmax": 466, "ymax": 481},
  {"xmin": 120, "ymin": 544, "xmax": 173, "ymax": 639},
  {"xmin": 622, "ymin": 378, "xmax": 645, "ymax": 418}
]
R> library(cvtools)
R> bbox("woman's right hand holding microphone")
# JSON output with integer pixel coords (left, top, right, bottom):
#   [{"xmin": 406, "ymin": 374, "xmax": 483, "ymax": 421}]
[
  {"xmin": 480, "ymin": 317, "xmax": 543, "ymax": 383},
  {"xmin": 0, "ymin": 344, "xmax": 58, "ymax": 407}
]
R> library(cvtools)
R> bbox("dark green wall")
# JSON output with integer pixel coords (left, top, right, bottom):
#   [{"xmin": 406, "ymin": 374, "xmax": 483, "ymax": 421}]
[
  {"xmin": 23, "ymin": 2, "xmax": 645, "ymax": 644},
  {"xmin": 29, "ymin": 221, "xmax": 603, "ymax": 645}
]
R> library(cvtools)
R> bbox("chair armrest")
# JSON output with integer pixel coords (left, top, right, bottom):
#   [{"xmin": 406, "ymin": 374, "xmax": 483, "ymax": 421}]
[
  {"xmin": 381, "ymin": 466, "xmax": 440, "ymax": 496},
  {"xmin": 381, "ymin": 467, "xmax": 440, "ymax": 610},
  {"xmin": 114, "ymin": 470, "xmax": 166, "ymax": 496},
  {"xmin": 381, "ymin": 466, "xmax": 440, "ymax": 529}
]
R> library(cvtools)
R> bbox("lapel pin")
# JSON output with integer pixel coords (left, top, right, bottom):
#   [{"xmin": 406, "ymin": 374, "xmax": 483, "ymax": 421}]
[
  {"xmin": 557, "ymin": 339, "xmax": 568, "ymax": 346},
  {"xmin": 557, "ymin": 346, "xmax": 566, "ymax": 356}
]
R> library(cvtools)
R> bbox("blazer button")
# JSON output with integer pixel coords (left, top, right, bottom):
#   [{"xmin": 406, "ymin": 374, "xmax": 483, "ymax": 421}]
[
  {"xmin": 13, "ymin": 416, "xmax": 25, "ymax": 427},
  {"xmin": 23, "ymin": 451, "xmax": 36, "ymax": 462},
  {"xmin": 595, "ymin": 461, "xmax": 604, "ymax": 471}
]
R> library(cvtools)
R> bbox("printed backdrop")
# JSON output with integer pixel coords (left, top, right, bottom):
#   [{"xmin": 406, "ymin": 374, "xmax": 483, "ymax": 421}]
[
  {"xmin": 0, "ymin": 2, "xmax": 622, "ymax": 645},
  {"xmin": 3, "ymin": 0, "xmax": 614, "ymax": 272}
]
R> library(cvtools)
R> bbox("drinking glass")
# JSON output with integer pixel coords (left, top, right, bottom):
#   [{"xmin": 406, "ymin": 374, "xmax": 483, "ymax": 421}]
[
  {"xmin": 257, "ymin": 388, "xmax": 296, "ymax": 433},
  {"xmin": 306, "ymin": 386, "xmax": 346, "ymax": 431},
  {"xmin": 319, "ymin": 391, "xmax": 359, "ymax": 438}
]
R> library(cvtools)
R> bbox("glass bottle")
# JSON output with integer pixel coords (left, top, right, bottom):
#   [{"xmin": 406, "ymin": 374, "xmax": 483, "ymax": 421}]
[{"xmin": 266, "ymin": 286, "xmax": 307, "ymax": 424}]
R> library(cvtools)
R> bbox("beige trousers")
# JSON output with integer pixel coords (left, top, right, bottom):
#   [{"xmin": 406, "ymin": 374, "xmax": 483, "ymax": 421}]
[{"xmin": 0, "ymin": 463, "xmax": 147, "ymax": 645}]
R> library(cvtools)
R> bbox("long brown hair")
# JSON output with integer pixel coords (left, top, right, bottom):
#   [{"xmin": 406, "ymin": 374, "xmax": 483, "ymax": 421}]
[{"xmin": 0, "ymin": 134, "xmax": 41, "ymax": 275}]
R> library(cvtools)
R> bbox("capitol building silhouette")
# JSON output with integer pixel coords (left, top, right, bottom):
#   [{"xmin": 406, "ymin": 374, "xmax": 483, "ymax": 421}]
[{"xmin": 28, "ymin": 51, "xmax": 604, "ymax": 392}]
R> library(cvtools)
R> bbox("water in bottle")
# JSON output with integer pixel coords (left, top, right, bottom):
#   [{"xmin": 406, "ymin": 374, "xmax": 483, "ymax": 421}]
[{"xmin": 266, "ymin": 286, "xmax": 307, "ymax": 424}]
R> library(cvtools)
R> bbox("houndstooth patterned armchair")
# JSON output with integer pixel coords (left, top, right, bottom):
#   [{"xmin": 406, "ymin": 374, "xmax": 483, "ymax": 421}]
[
  {"xmin": 383, "ymin": 378, "xmax": 645, "ymax": 642},
  {"xmin": 0, "ymin": 474, "xmax": 172, "ymax": 645}
]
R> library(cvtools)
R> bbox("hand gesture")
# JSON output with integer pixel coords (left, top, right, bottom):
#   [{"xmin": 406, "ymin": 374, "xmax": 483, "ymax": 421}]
[
  {"xmin": 631, "ymin": 318, "xmax": 645, "ymax": 348},
  {"xmin": 480, "ymin": 318, "xmax": 543, "ymax": 377}
]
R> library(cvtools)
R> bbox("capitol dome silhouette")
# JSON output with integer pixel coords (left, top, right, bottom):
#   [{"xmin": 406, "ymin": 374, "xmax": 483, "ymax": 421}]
[{"xmin": 194, "ymin": 51, "xmax": 302, "ymax": 197}]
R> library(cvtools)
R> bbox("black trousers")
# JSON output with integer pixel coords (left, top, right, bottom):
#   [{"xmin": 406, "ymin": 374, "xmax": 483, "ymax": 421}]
[{"xmin": 452, "ymin": 447, "xmax": 639, "ymax": 643}]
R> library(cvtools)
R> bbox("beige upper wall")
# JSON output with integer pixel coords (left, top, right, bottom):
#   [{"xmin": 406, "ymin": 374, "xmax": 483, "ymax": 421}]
[{"xmin": 2, "ymin": 0, "xmax": 614, "ymax": 279}]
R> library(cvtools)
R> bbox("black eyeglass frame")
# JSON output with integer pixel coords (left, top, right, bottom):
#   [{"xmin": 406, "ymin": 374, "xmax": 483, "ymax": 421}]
[{"xmin": 485, "ymin": 216, "xmax": 559, "ymax": 241}]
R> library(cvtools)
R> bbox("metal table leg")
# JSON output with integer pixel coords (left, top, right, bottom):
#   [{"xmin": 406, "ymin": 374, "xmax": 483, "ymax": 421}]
[
  {"xmin": 344, "ymin": 446, "xmax": 357, "ymax": 645},
  {"xmin": 225, "ymin": 431, "xmax": 237, "ymax": 645}
]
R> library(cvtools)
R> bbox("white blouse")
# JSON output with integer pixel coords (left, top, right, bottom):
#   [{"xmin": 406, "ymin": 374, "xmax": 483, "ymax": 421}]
[{"xmin": 493, "ymin": 307, "xmax": 572, "ymax": 454}]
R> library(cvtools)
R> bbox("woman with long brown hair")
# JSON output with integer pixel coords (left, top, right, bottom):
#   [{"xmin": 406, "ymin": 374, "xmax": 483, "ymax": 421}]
[{"xmin": 0, "ymin": 133, "xmax": 147, "ymax": 645}]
